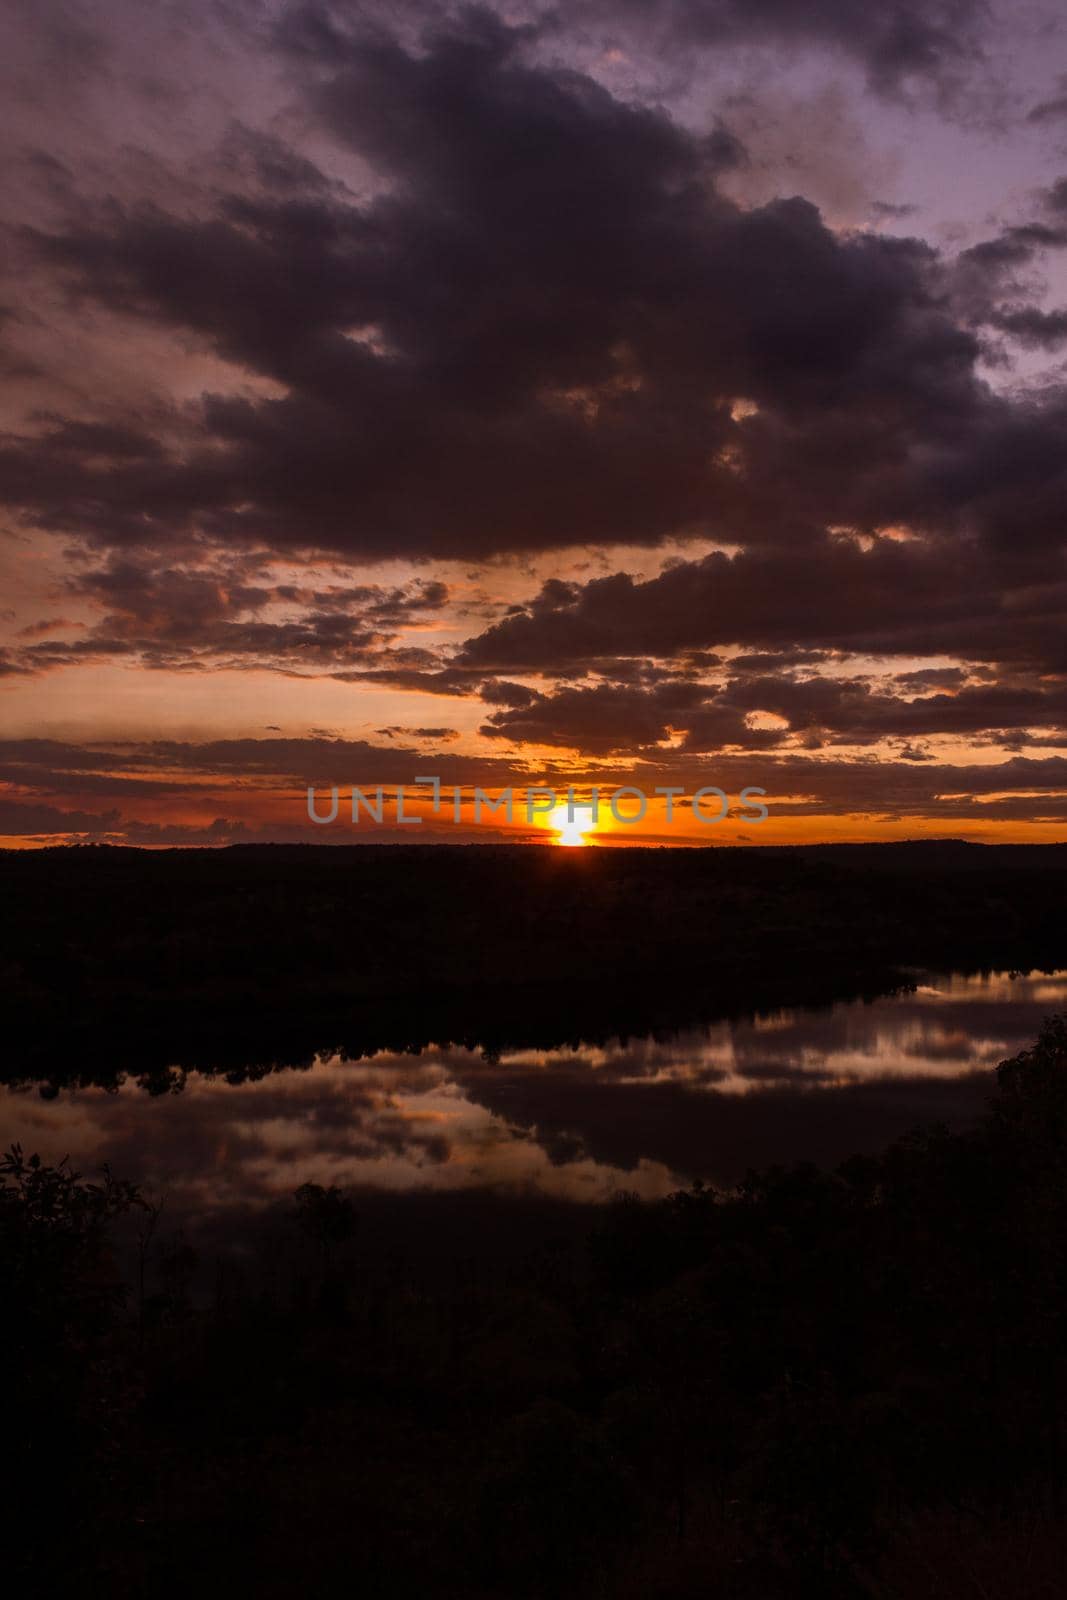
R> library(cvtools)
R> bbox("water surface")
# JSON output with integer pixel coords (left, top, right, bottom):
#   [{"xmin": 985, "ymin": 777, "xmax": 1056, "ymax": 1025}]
[{"xmin": 4, "ymin": 968, "xmax": 1065, "ymax": 1218}]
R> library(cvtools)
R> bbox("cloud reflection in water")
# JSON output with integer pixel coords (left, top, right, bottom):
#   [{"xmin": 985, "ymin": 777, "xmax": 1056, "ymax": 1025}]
[{"xmin": 4, "ymin": 970, "xmax": 1065, "ymax": 1217}]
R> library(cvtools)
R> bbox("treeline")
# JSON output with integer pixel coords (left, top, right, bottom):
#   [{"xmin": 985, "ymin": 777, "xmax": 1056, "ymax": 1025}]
[
  {"xmin": 6, "ymin": 1015, "xmax": 1067, "ymax": 1596},
  {"xmin": 3, "ymin": 841, "xmax": 1066, "ymax": 1084}
]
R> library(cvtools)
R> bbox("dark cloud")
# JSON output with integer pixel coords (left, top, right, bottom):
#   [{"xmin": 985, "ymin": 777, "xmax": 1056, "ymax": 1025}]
[
  {"xmin": 870, "ymin": 200, "xmax": 919, "ymax": 219},
  {"xmin": 4, "ymin": 559, "xmax": 453, "ymax": 677},
  {"xmin": 1045, "ymin": 178, "xmax": 1067, "ymax": 216},
  {"xmin": 479, "ymin": 680, "xmax": 540, "ymax": 707},
  {"xmin": 531, "ymin": 0, "xmax": 990, "ymax": 100},
  {"xmin": 1028, "ymin": 90, "xmax": 1067, "ymax": 124},
  {"xmin": 0, "ymin": 734, "xmax": 512, "ymax": 786},
  {"xmin": 2, "ymin": 7, "xmax": 1045, "ymax": 575},
  {"xmin": 475, "ymin": 665, "xmax": 1067, "ymax": 757},
  {"xmin": 989, "ymin": 306, "xmax": 1067, "ymax": 349},
  {"xmin": 481, "ymin": 679, "xmax": 733, "ymax": 755},
  {"xmin": 459, "ymin": 535, "xmax": 1067, "ymax": 677}
]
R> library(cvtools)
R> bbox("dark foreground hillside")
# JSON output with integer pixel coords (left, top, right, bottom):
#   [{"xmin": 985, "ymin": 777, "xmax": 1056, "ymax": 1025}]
[
  {"xmin": 2, "ymin": 840, "xmax": 1067, "ymax": 1084},
  {"xmin": 6, "ymin": 1015, "xmax": 1067, "ymax": 1598}
]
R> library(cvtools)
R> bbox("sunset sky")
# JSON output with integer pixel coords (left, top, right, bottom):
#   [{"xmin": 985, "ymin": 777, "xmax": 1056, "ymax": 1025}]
[{"xmin": 3, "ymin": 0, "xmax": 1067, "ymax": 845}]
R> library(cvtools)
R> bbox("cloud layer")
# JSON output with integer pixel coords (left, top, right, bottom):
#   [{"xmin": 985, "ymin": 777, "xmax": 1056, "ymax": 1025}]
[{"xmin": 1, "ymin": 0, "xmax": 1066, "ymax": 840}]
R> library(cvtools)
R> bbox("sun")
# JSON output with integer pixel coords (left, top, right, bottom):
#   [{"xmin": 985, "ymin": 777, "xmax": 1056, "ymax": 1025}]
[{"xmin": 550, "ymin": 803, "xmax": 594, "ymax": 847}]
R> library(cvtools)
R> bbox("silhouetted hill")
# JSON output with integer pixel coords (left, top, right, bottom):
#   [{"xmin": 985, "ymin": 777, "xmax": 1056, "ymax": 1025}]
[{"xmin": 762, "ymin": 838, "xmax": 1067, "ymax": 871}]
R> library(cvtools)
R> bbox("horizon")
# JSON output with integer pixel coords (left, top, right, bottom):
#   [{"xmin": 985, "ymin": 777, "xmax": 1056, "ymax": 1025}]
[{"xmin": 10, "ymin": 834, "xmax": 1067, "ymax": 860}]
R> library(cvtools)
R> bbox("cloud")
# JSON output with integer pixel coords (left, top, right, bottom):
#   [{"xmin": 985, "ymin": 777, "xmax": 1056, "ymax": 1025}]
[
  {"xmin": 459, "ymin": 535, "xmax": 1067, "ymax": 678},
  {"xmin": 3, "ymin": 734, "xmax": 1067, "ymax": 844},
  {"xmin": 4, "ymin": 556, "xmax": 453, "ymax": 677},
  {"xmin": 988, "ymin": 306, "xmax": 1067, "ymax": 348},
  {"xmin": 1028, "ymin": 88, "xmax": 1067, "ymax": 124},
  {"xmin": 524, "ymin": 0, "xmax": 991, "ymax": 101},
  {"xmin": 481, "ymin": 679, "xmax": 733, "ymax": 754},
  {"xmin": 1, "ymin": 7, "xmax": 1041, "ymax": 576},
  {"xmin": 474, "ymin": 666, "xmax": 1067, "ymax": 757}
]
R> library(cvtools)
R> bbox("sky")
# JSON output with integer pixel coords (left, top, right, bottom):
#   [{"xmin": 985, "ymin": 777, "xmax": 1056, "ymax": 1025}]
[{"xmin": 2, "ymin": 0, "xmax": 1067, "ymax": 846}]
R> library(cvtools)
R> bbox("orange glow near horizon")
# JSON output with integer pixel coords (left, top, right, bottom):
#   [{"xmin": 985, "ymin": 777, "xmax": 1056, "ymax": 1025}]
[{"xmin": 3, "ymin": 779, "xmax": 1067, "ymax": 850}]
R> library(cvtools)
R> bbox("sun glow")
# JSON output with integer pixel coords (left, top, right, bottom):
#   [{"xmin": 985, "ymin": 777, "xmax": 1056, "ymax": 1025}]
[{"xmin": 550, "ymin": 803, "xmax": 595, "ymax": 846}]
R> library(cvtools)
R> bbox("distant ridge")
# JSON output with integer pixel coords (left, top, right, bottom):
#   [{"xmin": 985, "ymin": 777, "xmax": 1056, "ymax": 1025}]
[{"xmin": 6, "ymin": 837, "xmax": 1067, "ymax": 870}]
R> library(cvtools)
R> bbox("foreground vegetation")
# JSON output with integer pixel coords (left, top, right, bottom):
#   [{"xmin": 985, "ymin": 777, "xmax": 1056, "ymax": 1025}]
[{"xmin": 6, "ymin": 1014, "xmax": 1067, "ymax": 1597}]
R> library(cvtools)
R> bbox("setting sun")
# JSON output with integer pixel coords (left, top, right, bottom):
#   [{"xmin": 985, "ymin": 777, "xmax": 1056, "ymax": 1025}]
[{"xmin": 551, "ymin": 804, "xmax": 595, "ymax": 847}]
